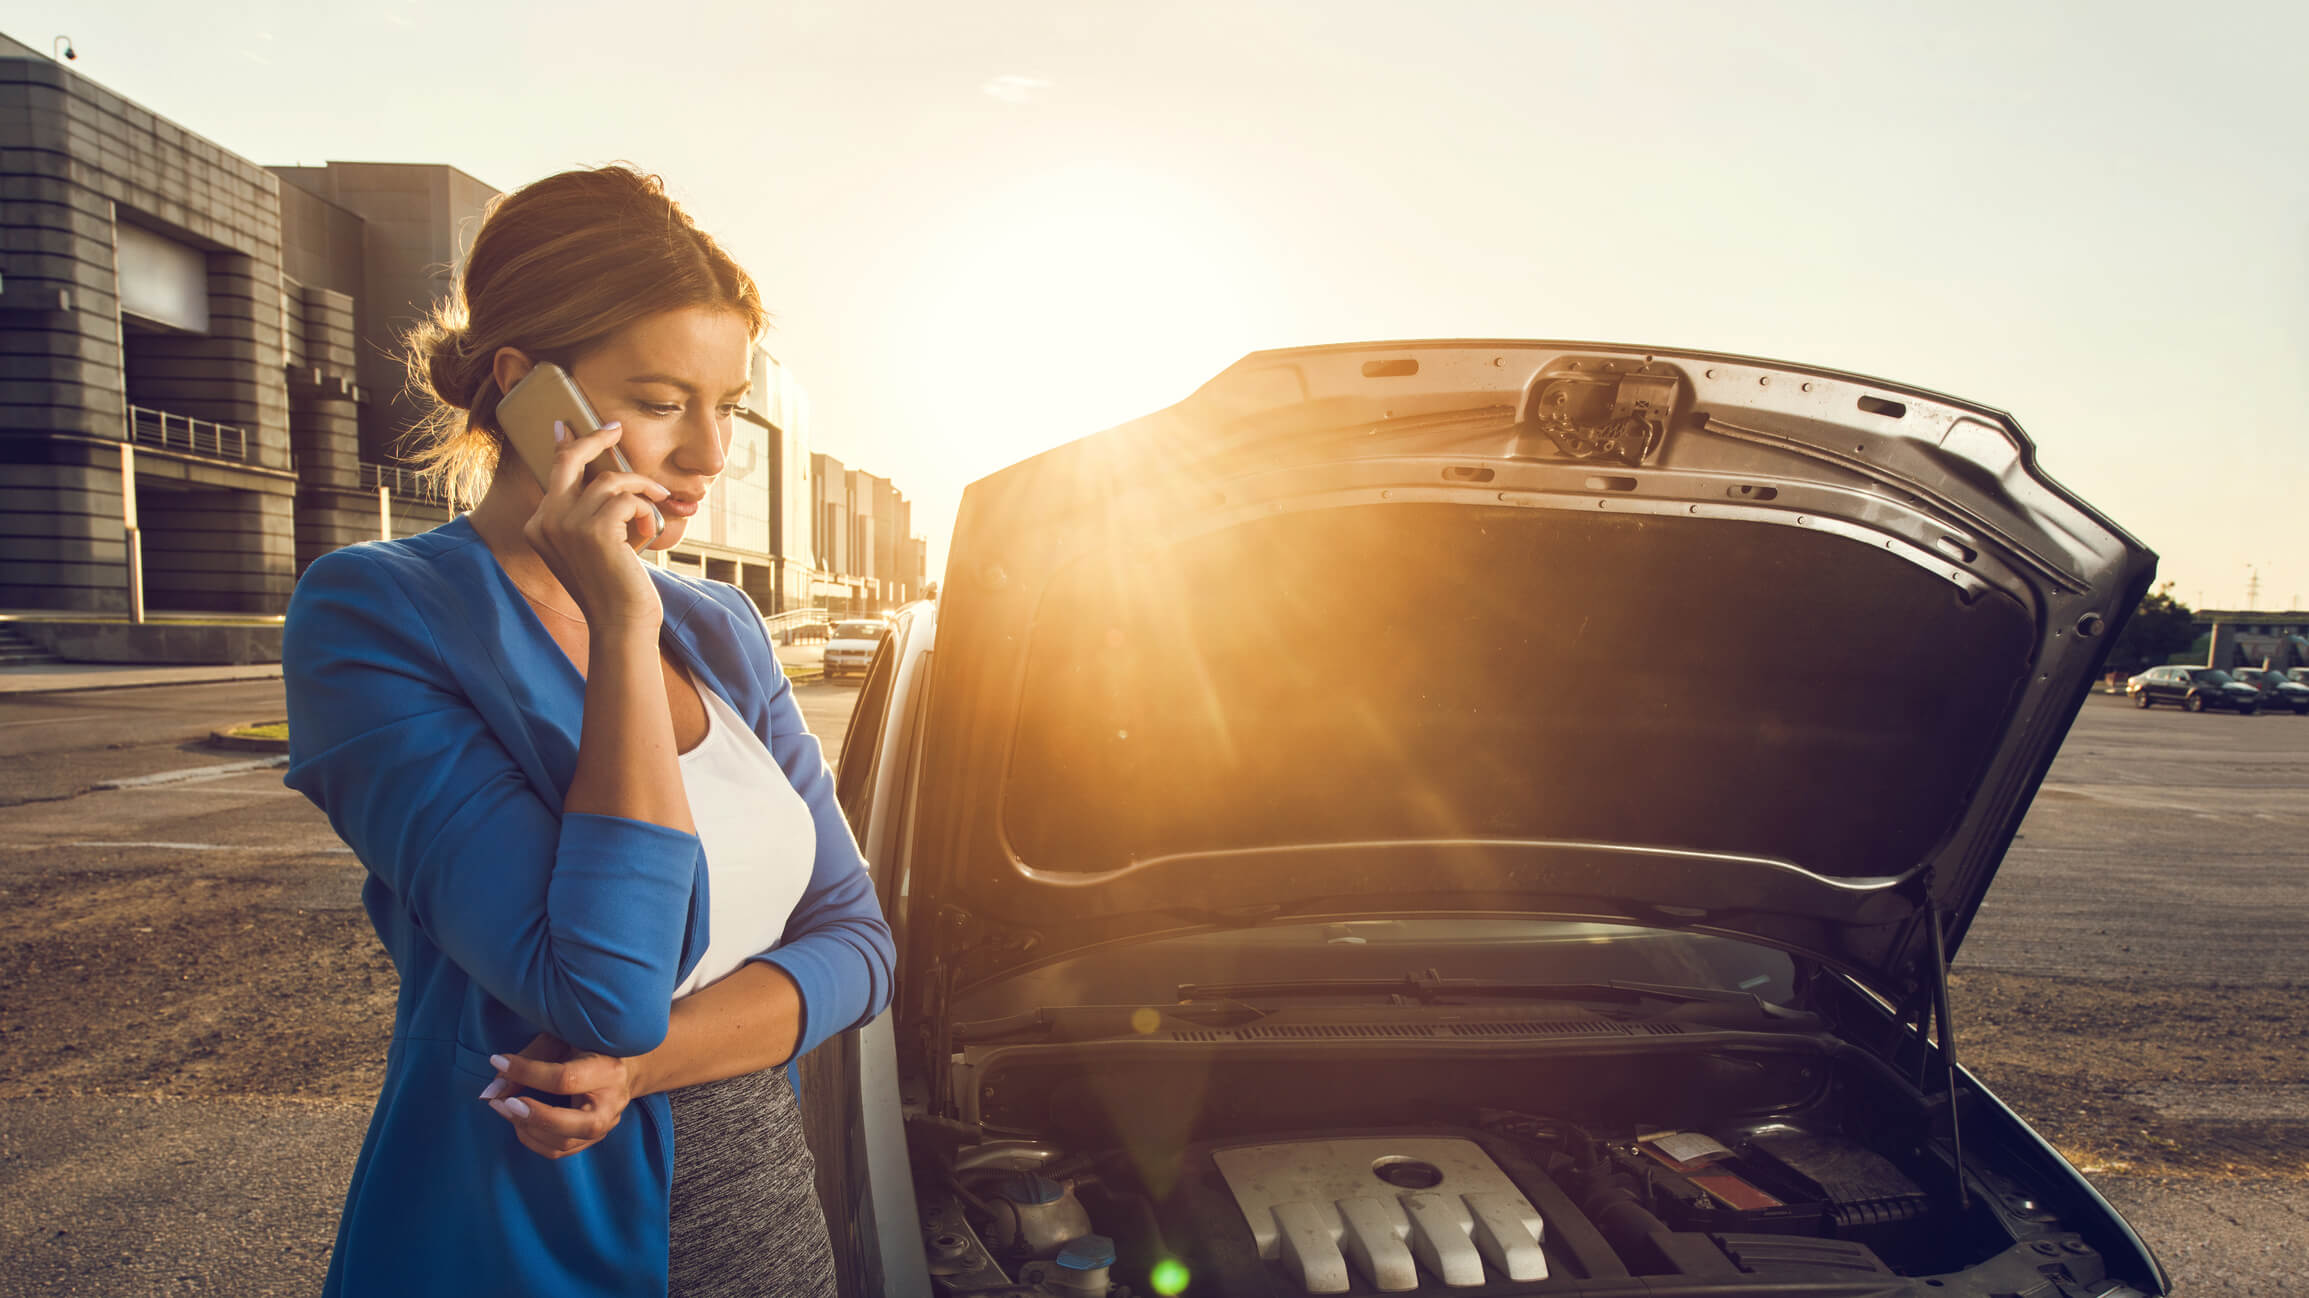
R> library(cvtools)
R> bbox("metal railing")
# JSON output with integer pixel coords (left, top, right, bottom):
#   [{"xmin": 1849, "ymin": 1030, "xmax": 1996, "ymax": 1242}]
[
  {"xmin": 764, "ymin": 606, "xmax": 833, "ymax": 642},
  {"xmin": 359, "ymin": 461, "xmax": 448, "ymax": 506},
  {"xmin": 128, "ymin": 405, "xmax": 248, "ymax": 461}
]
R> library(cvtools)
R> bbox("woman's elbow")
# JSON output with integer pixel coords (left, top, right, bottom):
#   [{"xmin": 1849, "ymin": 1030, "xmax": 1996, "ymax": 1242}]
[{"xmin": 561, "ymin": 1001, "xmax": 670, "ymax": 1059}]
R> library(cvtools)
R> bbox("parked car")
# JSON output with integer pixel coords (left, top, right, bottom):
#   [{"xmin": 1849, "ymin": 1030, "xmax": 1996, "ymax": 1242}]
[
  {"xmin": 2228, "ymin": 667, "xmax": 2309, "ymax": 714},
  {"xmin": 802, "ymin": 341, "xmax": 2167, "ymax": 1298},
  {"xmin": 821, "ymin": 620, "xmax": 888, "ymax": 680},
  {"xmin": 2125, "ymin": 665, "xmax": 2260, "ymax": 713},
  {"xmin": 2289, "ymin": 667, "xmax": 2309, "ymax": 687}
]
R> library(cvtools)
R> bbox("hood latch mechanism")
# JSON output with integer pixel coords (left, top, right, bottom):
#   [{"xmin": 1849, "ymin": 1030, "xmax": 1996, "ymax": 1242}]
[{"xmin": 1512, "ymin": 362, "xmax": 1681, "ymax": 466}]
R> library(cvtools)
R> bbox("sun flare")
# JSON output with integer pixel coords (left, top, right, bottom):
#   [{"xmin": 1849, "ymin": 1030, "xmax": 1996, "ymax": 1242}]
[{"xmin": 878, "ymin": 162, "xmax": 1280, "ymax": 481}]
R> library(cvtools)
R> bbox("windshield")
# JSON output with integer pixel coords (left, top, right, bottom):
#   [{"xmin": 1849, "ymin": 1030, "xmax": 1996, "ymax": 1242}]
[
  {"xmin": 1002, "ymin": 504, "xmax": 2034, "ymax": 879},
  {"xmin": 2192, "ymin": 669, "xmax": 2234, "ymax": 684},
  {"xmin": 950, "ymin": 918, "xmax": 1799, "ymax": 1020},
  {"xmin": 835, "ymin": 622, "xmax": 887, "ymax": 640}
]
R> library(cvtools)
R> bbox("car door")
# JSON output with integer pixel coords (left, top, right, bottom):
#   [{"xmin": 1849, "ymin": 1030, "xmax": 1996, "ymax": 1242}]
[{"xmin": 806, "ymin": 606, "xmax": 937, "ymax": 1298}]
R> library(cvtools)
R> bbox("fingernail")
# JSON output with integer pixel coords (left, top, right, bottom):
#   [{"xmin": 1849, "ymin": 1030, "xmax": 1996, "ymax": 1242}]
[
  {"xmin": 600, "ymin": 421, "xmax": 621, "ymax": 431},
  {"xmin": 478, "ymin": 1079, "xmax": 508, "ymax": 1101},
  {"xmin": 489, "ymin": 1054, "xmax": 510, "ymax": 1071},
  {"xmin": 503, "ymin": 1098, "xmax": 531, "ymax": 1119},
  {"xmin": 552, "ymin": 421, "xmax": 566, "ymax": 444}
]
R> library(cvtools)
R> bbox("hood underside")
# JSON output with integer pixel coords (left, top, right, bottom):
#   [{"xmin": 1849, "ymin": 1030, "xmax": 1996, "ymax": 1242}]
[{"xmin": 914, "ymin": 340, "xmax": 2155, "ymax": 1005}]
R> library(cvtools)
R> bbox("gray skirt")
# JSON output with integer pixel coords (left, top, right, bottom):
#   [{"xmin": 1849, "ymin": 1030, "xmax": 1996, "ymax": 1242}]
[{"xmin": 667, "ymin": 1063, "xmax": 837, "ymax": 1298}]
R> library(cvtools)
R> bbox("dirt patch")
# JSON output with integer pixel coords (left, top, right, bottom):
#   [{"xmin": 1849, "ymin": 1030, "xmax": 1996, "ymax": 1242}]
[
  {"xmin": 0, "ymin": 865, "xmax": 393, "ymax": 1101},
  {"xmin": 1953, "ymin": 969, "xmax": 2309, "ymax": 1178},
  {"xmin": 2, "ymin": 868, "xmax": 2302, "ymax": 1181}
]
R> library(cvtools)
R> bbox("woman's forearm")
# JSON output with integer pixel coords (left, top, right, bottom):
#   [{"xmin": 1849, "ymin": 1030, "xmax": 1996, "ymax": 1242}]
[
  {"xmin": 632, "ymin": 962, "xmax": 803, "ymax": 1095},
  {"xmin": 563, "ymin": 627, "xmax": 694, "ymax": 834},
  {"xmin": 634, "ymin": 962, "xmax": 803, "ymax": 1094}
]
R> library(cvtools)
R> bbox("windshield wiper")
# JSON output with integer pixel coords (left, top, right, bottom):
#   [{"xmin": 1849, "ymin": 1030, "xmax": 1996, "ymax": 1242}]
[{"xmin": 1176, "ymin": 969, "xmax": 1755, "ymax": 1008}]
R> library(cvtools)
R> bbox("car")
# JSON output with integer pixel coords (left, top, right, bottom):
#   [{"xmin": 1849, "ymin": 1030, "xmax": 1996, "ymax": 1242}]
[
  {"xmin": 800, "ymin": 341, "xmax": 2169, "ymax": 1298},
  {"xmin": 2125, "ymin": 665, "xmax": 2261, "ymax": 714},
  {"xmin": 2289, "ymin": 667, "xmax": 2309, "ymax": 688},
  {"xmin": 820, "ymin": 619, "xmax": 888, "ymax": 680},
  {"xmin": 2228, "ymin": 667, "xmax": 2309, "ymax": 714}
]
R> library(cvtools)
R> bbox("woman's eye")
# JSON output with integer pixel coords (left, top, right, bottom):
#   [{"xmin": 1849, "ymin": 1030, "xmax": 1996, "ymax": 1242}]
[
  {"xmin": 716, "ymin": 404, "xmax": 741, "ymax": 419},
  {"xmin": 638, "ymin": 402, "xmax": 681, "ymax": 416}
]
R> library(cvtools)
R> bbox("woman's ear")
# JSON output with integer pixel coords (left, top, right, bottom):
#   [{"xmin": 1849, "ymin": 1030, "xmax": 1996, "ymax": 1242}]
[{"xmin": 491, "ymin": 346, "xmax": 537, "ymax": 398}]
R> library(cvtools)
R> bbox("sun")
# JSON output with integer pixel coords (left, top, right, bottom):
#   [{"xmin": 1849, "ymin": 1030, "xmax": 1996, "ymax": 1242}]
[{"xmin": 879, "ymin": 162, "xmax": 1281, "ymax": 481}]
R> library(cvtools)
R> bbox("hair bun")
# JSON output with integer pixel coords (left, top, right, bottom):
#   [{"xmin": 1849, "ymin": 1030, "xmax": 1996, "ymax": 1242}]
[{"xmin": 423, "ymin": 328, "xmax": 482, "ymax": 412}]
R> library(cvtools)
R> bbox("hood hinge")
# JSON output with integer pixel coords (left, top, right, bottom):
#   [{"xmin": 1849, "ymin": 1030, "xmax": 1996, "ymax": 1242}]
[{"xmin": 1912, "ymin": 869, "xmax": 1971, "ymax": 1211}]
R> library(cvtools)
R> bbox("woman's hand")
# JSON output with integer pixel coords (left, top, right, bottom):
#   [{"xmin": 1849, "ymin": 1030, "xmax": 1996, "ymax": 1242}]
[
  {"xmin": 479, "ymin": 1032, "xmax": 646, "ymax": 1160},
  {"xmin": 522, "ymin": 420, "xmax": 670, "ymax": 634}
]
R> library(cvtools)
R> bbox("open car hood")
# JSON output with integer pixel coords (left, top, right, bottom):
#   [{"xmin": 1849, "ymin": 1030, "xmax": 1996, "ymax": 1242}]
[{"xmin": 912, "ymin": 341, "xmax": 2154, "ymax": 1008}]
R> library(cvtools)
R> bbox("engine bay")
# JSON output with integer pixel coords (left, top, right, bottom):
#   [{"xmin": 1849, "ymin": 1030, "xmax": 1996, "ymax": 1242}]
[{"xmin": 903, "ymin": 1027, "xmax": 2139, "ymax": 1297}]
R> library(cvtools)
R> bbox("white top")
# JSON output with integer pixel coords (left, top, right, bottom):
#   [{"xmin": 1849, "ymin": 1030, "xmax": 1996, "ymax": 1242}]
[{"xmin": 671, "ymin": 681, "xmax": 820, "ymax": 1000}]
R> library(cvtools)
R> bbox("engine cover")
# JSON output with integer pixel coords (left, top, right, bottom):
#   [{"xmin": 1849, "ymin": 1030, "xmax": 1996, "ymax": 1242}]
[{"xmin": 1211, "ymin": 1137, "xmax": 1548, "ymax": 1293}]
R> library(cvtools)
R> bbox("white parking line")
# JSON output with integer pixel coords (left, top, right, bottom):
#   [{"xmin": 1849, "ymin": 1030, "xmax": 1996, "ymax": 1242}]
[
  {"xmin": 0, "ymin": 712, "xmax": 100, "ymax": 728},
  {"xmin": 94, "ymin": 756, "xmax": 288, "ymax": 789}
]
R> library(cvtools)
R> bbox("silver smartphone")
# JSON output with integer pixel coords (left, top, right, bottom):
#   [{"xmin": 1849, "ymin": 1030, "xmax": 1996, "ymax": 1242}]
[{"xmin": 495, "ymin": 362, "xmax": 667, "ymax": 546}]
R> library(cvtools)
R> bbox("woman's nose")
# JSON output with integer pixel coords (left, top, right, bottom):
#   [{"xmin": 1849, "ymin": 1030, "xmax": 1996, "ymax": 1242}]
[{"xmin": 677, "ymin": 409, "xmax": 728, "ymax": 476}]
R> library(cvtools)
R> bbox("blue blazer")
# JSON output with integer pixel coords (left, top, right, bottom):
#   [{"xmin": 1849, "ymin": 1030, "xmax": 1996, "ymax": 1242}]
[{"xmin": 282, "ymin": 515, "xmax": 894, "ymax": 1297}]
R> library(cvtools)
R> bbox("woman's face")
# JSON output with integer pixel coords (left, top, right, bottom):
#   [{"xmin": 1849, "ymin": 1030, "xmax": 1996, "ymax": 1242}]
[{"xmin": 498, "ymin": 305, "xmax": 753, "ymax": 552}]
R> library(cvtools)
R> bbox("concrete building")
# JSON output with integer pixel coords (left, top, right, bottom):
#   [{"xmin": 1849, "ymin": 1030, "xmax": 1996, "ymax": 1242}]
[
  {"xmin": 2195, "ymin": 610, "xmax": 2309, "ymax": 671},
  {"xmin": 804, "ymin": 453, "xmax": 927, "ymax": 613},
  {"xmin": 266, "ymin": 161, "xmax": 494, "ymax": 568},
  {"xmin": 2, "ymin": 32, "xmax": 298, "ymax": 616},
  {"xmin": 270, "ymin": 161, "xmax": 495, "ymax": 553},
  {"xmin": 0, "ymin": 33, "xmax": 918, "ymax": 650},
  {"xmin": 665, "ymin": 344, "xmax": 820, "ymax": 614}
]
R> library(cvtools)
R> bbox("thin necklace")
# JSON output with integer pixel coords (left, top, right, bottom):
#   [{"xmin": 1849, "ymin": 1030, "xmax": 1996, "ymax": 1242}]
[{"xmin": 510, "ymin": 579, "xmax": 586, "ymax": 625}]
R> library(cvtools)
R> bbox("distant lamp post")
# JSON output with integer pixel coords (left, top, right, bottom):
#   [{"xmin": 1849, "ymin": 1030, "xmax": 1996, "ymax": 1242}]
[{"xmin": 53, "ymin": 36, "xmax": 75, "ymax": 63}]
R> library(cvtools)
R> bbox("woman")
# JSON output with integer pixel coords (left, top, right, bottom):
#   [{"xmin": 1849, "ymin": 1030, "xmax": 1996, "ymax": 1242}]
[{"xmin": 282, "ymin": 165, "xmax": 891, "ymax": 1297}]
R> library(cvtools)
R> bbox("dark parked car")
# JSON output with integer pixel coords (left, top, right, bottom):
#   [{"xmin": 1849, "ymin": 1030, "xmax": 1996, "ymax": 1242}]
[
  {"xmin": 805, "ymin": 341, "xmax": 2168, "ymax": 1298},
  {"xmin": 2125, "ymin": 665, "xmax": 2260, "ymax": 713},
  {"xmin": 2228, "ymin": 667, "xmax": 2309, "ymax": 714}
]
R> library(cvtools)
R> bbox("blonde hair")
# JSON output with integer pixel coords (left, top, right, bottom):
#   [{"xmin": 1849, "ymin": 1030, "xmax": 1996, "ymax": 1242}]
[{"xmin": 399, "ymin": 165, "xmax": 766, "ymax": 509}]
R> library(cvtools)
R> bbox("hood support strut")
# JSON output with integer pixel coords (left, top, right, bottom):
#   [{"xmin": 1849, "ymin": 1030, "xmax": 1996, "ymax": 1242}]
[{"xmin": 1918, "ymin": 873, "xmax": 1971, "ymax": 1211}]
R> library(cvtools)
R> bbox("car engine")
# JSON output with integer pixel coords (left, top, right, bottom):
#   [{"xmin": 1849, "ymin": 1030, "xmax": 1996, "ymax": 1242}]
[{"xmin": 914, "ymin": 1108, "xmax": 2123, "ymax": 1297}]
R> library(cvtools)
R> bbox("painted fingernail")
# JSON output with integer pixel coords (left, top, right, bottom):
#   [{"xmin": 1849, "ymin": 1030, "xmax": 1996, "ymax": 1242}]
[
  {"xmin": 503, "ymin": 1098, "xmax": 531, "ymax": 1119},
  {"xmin": 600, "ymin": 421, "xmax": 621, "ymax": 432},
  {"xmin": 489, "ymin": 1054, "xmax": 510, "ymax": 1071},
  {"xmin": 478, "ymin": 1079, "xmax": 508, "ymax": 1101},
  {"xmin": 552, "ymin": 421, "xmax": 567, "ymax": 444}
]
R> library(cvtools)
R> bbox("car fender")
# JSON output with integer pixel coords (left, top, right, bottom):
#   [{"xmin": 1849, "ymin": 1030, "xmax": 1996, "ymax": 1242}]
[{"xmin": 1955, "ymin": 1063, "xmax": 2171, "ymax": 1294}]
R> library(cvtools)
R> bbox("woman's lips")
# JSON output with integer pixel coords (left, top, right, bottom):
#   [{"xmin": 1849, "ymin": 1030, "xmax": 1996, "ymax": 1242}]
[{"xmin": 658, "ymin": 497, "xmax": 701, "ymax": 518}]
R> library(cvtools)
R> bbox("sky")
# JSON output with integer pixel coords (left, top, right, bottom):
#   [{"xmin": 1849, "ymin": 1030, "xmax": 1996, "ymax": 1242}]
[{"xmin": 15, "ymin": 0, "xmax": 2307, "ymax": 607}]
